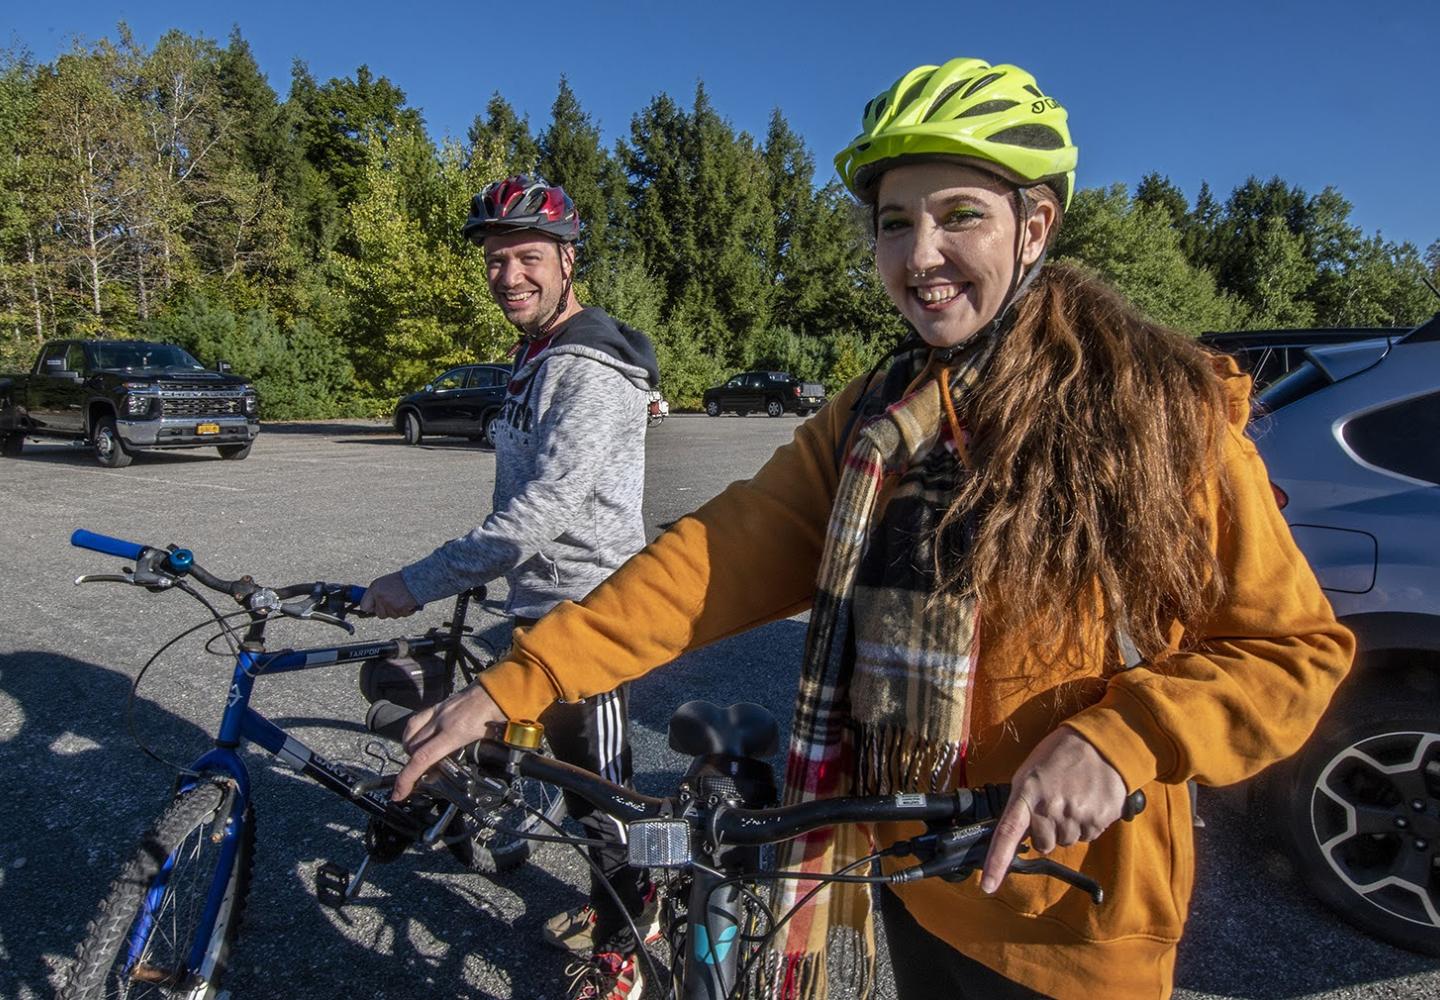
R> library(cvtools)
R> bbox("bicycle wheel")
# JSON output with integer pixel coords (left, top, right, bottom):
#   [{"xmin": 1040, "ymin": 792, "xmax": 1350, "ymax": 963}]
[
  {"xmin": 63, "ymin": 783, "xmax": 256, "ymax": 1000},
  {"xmin": 447, "ymin": 739, "xmax": 568, "ymax": 873}
]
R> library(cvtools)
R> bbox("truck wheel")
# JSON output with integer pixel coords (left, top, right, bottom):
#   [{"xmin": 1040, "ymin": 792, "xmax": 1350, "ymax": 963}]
[
  {"xmin": 0, "ymin": 432, "xmax": 21, "ymax": 457},
  {"xmin": 766, "ymin": 398, "xmax": 784, "ymax": 417},
  {"xmin": 93, "ymin": 417, "xmax": 133, "ymax": 469},
  {"xmin": 217, "ymin": 442, "xmax": 252, "ymax": 461},
  {"xmin": 402, "ymin": 411, "xmax": 423, "ymax": 445},
  {"xmin": 705, "ymin": 400, "xmax": 721, "ymax": 417}
]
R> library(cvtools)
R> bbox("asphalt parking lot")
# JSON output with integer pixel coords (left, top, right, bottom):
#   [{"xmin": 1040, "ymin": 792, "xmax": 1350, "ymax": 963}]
[{"xmin": 1, "ymin": 414, "xmax": 1436, "ymax": 999}]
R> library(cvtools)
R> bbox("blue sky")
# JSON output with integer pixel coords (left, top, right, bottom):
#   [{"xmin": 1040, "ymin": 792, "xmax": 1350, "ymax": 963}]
[{"xmin": 7, "ymin": 0, "xmax": 1437, "ymax": 252}]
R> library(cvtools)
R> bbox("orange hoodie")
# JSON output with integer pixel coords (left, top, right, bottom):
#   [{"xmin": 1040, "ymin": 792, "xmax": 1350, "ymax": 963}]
[{"xmin": 477, "ymin": 361, "xmax": 1354, "ymax": 999}]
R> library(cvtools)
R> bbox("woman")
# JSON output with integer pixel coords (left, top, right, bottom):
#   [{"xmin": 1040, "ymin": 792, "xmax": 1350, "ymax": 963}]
[{"xmin": 395, "ymin": 58, "xmax": 1353, "ymax": 1000}]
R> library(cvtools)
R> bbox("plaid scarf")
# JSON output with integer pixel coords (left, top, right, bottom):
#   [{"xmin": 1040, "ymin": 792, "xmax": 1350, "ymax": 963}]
[{"xmin": 761, "ymin": 339, "xmax": 993, "ymax": 999}]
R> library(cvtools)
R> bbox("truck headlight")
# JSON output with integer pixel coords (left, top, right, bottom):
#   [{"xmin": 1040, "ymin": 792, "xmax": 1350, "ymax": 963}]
[
  {"xmin": 244, "ymin": 394, "xmax": 258, "ymax": 415},
  {"xmin": 126, "ymin": 395, "xmax": 152, "ymax": 416}
]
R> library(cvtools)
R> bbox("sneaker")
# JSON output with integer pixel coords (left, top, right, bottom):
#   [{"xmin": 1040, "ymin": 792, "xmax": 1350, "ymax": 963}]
[
  {"xmin": 565, "ymin": 951, "xmax": 643, "ymax": 1000},
  {"xmin": 542, "ymin": 887, "xmax": 662, "ymax": 956}
]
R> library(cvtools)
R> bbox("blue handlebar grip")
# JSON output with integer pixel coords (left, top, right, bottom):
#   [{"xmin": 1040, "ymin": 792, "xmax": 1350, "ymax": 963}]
[
  {"xmin": 346, "ymin": 585, "xmax": 367, "ymax": 604},
  {"xmin": 71, "ymin": 529, "xmax": 147, "ymax": 561}
]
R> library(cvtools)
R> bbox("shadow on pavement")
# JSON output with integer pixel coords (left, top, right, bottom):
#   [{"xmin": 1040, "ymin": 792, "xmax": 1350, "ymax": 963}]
[{"xmin": 0, "ymin": 649, "xmax": 588, "ymax": 999}]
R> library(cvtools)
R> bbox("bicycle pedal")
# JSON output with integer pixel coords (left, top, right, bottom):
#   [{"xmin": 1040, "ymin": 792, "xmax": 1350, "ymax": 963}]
[{"xmin": 315, "ymin": 861, "xmax": 351, "ymax": 909}]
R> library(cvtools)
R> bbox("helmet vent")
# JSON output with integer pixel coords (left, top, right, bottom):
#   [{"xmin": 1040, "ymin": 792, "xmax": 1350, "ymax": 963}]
[
  {"xmin": 897, "ymin": 77, "xmax": 931, "ymax": 115},
  {"xmin": 987, "ymin": 124, "xmax": 1066, "ymax": 150},
  {"xmin": 962, "ymin": 72, "xmax": 1003, "ymax": 98},
  {"xmin": 924, "ymin": 81, "xmax": 968, "ymax": 121},
  {"xmin": 1023, "ymin": 84, "xmax": 1044, "ymax": 99},
  {"xmin": 957, "ymin": 99, "xmax": 1020, "ymax": 119}
]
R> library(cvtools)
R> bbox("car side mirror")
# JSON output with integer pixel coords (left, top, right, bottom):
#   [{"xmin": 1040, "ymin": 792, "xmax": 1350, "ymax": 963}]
[{"xmin": 216, "ymin": 359, "xmax": 232, "ymax": 374}]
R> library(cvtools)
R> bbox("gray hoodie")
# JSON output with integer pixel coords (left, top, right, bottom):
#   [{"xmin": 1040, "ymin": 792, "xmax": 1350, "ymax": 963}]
[{"xmin": 401, "ymin": 307, "xmax": 659, "ymax": 619}]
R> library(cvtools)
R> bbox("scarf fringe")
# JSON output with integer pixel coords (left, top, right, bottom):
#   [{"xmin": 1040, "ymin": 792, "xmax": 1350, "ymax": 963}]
[
  {"xmin": 854, "ymin": 722, "xmax": 964, "ymax": 795},
  {"xmin": 758, "ymin": 927, "xmax": 875, "ymax": 1000}
]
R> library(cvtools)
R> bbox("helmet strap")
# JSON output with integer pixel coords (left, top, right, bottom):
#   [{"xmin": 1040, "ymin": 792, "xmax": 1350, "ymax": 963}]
[
  {"xmin": 981, "ymin": 188, "xmax": 1044, "ymax": 339},
  {"xmin": 527, "ymin": 243, "xmax": 575, "ymax": 341}
]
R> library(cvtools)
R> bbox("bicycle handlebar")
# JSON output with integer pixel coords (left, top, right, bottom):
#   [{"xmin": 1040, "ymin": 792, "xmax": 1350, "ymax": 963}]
[
  {"xmin": 70, "ymin": 527, "xmax": 367, "ymax": 615},
  {"xmin": 71, "ymin": 529, "xmax": 147, "ymax": 561},
  {"xmin": 367, "ymin": 699, "xmax": 1145, "ymax": 856}
]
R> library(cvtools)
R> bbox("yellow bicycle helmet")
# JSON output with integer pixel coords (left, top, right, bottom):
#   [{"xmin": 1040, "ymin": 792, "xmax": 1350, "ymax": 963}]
[{"xmin": 835, "ymin": 57, "xmax": 1077, "ymax": 208}]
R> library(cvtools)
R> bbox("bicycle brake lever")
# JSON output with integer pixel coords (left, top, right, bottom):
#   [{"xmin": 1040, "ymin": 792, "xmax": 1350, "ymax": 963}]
[
  {"xmin": 1008, "ymin": 856, "xmax": 1104, "ymax": 904},
  {"xmin": 75, "ymin": 573, "xmax": 137, "ymax": 586},
  {"xmin": 307, "ymin": 611, "xmax": 355, "ymax": 634}
]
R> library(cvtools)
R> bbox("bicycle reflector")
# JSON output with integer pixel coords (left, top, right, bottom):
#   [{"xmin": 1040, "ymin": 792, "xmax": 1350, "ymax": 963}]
[{"xmin": 628, "ymin": 818, "xmax": 692, "ymax": 869}]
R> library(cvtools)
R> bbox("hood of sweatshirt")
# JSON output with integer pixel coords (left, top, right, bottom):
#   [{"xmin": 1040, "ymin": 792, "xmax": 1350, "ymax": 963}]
[{"xmin": 512, "ymin": 307, "xmax": 659, "ymax": 391}]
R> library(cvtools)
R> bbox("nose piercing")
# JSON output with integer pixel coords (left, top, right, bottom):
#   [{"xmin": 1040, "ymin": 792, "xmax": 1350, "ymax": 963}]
[{"xmin": 911, "ymin": 268, "xmax": 930, "ymax": 280}]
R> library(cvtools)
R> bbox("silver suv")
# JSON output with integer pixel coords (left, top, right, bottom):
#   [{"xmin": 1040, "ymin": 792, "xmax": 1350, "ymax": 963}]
[{"xmin": 1250, "ymin": 313, "xmax": 1440, "ymax": 956}]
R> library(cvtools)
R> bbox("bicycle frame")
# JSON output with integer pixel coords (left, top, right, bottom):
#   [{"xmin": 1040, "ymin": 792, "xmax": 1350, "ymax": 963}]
[{"xmin": 125, "ymin": 613, "xmax": 485, "ymax": 985}]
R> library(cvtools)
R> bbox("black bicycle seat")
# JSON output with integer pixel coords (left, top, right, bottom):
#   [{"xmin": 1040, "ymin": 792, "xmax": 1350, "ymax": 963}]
[{"xmin": 667, "ymin": 700, "xmax": 780, "ymax": 759}]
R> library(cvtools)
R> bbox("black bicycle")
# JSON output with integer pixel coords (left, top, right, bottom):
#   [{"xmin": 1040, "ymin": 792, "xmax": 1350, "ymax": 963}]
[
  {"xmin": 59, "ymin": 529, "xmax": 564, "ymax": 1000},
  {"xmin": 364, "ymin": 697, "xmax": 1146, "ymax": 1000}
]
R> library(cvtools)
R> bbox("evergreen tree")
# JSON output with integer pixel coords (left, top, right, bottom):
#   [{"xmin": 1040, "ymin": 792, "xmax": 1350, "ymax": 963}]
[
  {"xmin": 1053, "ymin": 184, "xmax": 1246, "ymax": 333},
  {"xmin": 538, "ymin": 77, "xmax": 618, "ymax": 277},
  {"xmin": 467, "ymin": 93, "xmax": 538, "ymax": 175}
]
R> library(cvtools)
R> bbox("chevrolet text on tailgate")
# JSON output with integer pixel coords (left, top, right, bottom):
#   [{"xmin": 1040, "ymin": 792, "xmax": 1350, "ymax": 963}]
[{"xmin": 0, "ymin": 340, "xmax": 259, "ymax": 467}]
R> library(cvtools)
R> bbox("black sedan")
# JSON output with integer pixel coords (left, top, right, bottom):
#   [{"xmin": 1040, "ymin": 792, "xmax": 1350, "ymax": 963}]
[{"xmin": 394, "ymin": 364, "xmax": 509, "ymax": 445}]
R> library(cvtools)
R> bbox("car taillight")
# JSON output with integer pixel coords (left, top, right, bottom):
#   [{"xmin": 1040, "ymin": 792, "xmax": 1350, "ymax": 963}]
[
  {"xmin": 793, "ymin": 386, "xmax": 800, "ymax": 396},
  {"xmin": 1270, "ymin": 482, "xmax": 1288, "ymax": 510}
]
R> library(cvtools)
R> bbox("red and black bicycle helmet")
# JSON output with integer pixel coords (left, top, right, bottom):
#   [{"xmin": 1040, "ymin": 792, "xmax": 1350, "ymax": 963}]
[{"xmin": 462, "ymin": 174, "xmax": 580, "ymax": 244}]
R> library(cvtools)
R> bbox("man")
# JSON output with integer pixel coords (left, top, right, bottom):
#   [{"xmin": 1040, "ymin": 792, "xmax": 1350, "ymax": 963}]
[{"xmin": 360, "ymin": 174, "xmax": 659, "ymax": 1000}]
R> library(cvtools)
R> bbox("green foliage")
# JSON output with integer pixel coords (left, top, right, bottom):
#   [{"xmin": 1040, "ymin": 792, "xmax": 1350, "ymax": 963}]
[
  {"xmin": 333, "ymin": 136, "xmax": 510, "ymax": 398},
  {"xmin": 148, "ymin": 288, "xmax": 356, "ymax": 418},
  {"xmin": 1053, "ymin": 184, "xmax": 1246, "ymax": 333},
  {"xmin": 3, "ymin": 25, "xmax": 1434, "ymax": 421}
]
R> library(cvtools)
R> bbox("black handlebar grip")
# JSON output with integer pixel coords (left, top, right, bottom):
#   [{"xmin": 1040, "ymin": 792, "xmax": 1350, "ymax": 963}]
[
  {"xmin": 1122, "ymin": 789, "xmax": 1146, "ymax": 821},
  {"xmin": 365, "ymin": 700, "xmax": 414, "ymax": 743}
]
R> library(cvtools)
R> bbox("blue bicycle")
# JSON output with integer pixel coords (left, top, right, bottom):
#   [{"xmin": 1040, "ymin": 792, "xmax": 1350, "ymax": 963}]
[{"xmin": 59, "ymin": 529, "xmax": 563, "ymax": 1000}]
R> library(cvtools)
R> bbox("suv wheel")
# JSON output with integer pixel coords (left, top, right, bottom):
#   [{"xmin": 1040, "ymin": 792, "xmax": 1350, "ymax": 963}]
[
  {"xmin": 484, "ymin": 411, "xmax": 503, "ymax": 447},
  {"xmin": 1278, "ymin": 693, "xmax": 1440, "ymax": 955},
  {"xmin": 402, "ymin": 411, "xmax": 423, "ymax": 446},
  {"xmin": 93, "ymin": 417, "xmax": 133, "ymax": 469},
  {"xmin": 705, "ymin": 400, "xmax": 721, "ymax": 417},
  {"xmin": 765, "ymin": 398, "xmax": 784, "ymax": 418}
]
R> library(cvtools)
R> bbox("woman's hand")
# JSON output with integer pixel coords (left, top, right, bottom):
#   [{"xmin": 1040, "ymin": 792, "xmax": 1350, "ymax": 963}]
[
  {"xmin": 392, "ymin": 684, "xmax": 507, "ymax": 800},
  {"xmin": 980, "ymin": 728, "xmax": 1128, "ymax": 893}
]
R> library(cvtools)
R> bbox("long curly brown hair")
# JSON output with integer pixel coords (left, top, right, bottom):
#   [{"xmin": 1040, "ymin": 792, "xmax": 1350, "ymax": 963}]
[{"xmin": 940, "ymin": 262, "xmax": 1233, "ymax": 666}]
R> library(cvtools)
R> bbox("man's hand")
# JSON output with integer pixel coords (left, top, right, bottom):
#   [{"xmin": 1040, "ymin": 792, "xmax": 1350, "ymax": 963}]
[
  {"xmin": 392, "ymin": 684, "xmax": 507, "ymax": 800},
  {"xmin": 980, "ymin": 727, "xmax": 1128, "ymax": 893},
  {"xmin": 358, "ymin": 571, "xmax": 420, "ymax": 619}
]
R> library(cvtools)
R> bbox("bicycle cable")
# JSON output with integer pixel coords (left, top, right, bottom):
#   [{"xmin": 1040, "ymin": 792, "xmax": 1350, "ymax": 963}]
[
  {"xmin": 501, "ymin": 793, "xmax": 669, "ymax": 998},
  {"xmin": 124, "ymin": 606, "xmax": 252, "ymax": 777}
]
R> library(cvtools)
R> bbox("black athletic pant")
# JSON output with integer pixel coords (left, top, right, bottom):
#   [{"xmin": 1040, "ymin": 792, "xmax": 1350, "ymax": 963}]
[
  {"xmin": 516, "ymin": 618, "xmax": 649, "ymax": 952},
  {"xmin": 880, "ymin": 888, "xmax": 1049, "ymax": 999}
]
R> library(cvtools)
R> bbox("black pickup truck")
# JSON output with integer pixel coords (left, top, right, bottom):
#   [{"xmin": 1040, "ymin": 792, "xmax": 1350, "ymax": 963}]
[
  {"xmin": 0, "ymin": 339, "xmax": 259, "ymax": 467},
  {"xmin": 702, "ymin": 371, "xmax": 827, "ymax": 418}
]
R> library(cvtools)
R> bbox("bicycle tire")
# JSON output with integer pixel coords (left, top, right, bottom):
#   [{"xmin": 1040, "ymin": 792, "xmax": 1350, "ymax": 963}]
[
  {"xmin": 62, "ymin": 783, "xmax": 256, "ymax": 1000},
  {"xmin": 447, "ymin": 740, "xmax": 568, "ymax": 873}
]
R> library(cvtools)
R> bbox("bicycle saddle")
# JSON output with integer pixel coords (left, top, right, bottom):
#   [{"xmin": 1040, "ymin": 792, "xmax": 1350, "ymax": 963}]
[{"xmin": 667, "ymin": 700, "xmax": 780, "ymax": 759}]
